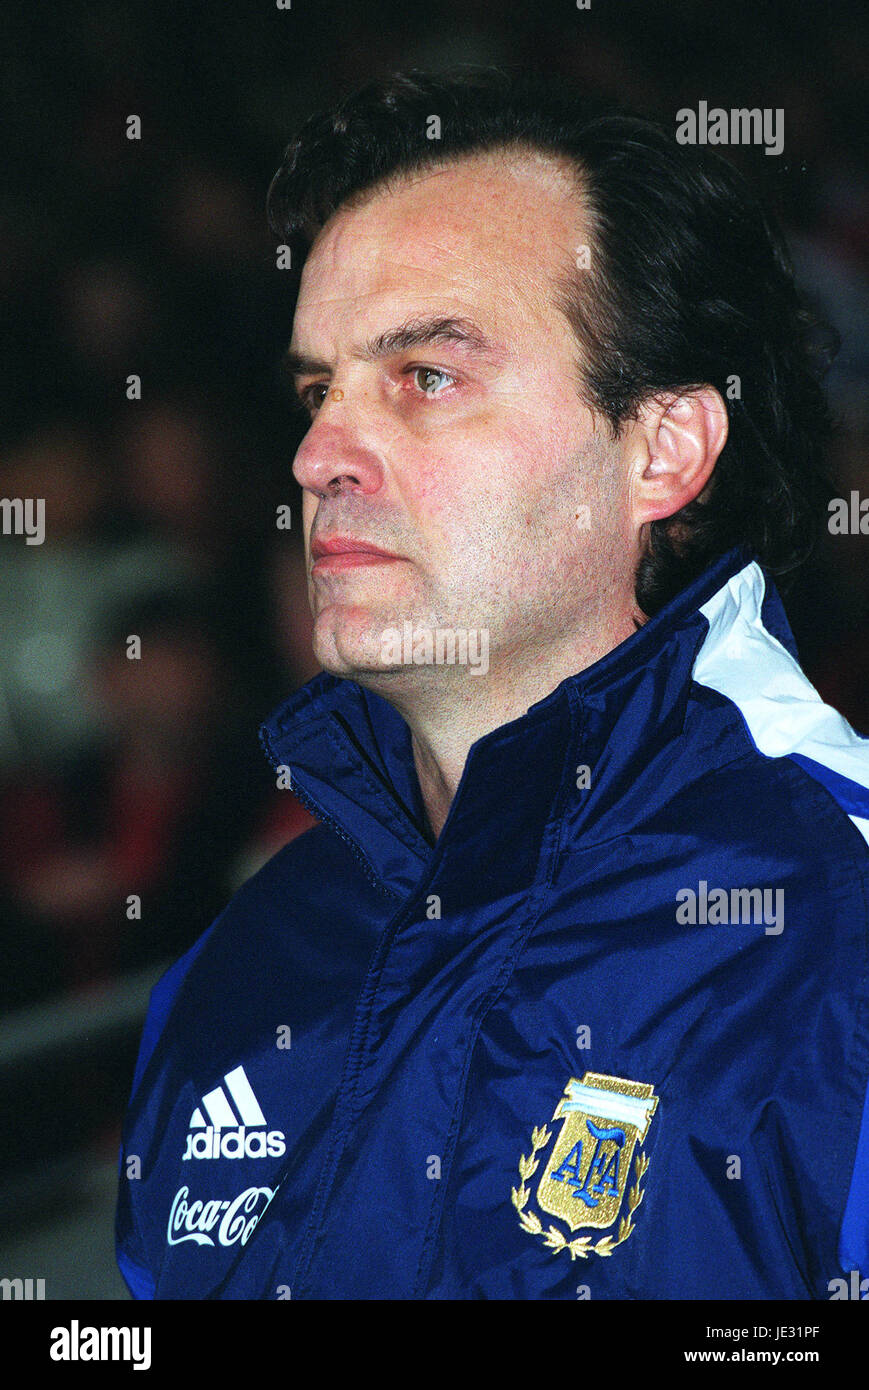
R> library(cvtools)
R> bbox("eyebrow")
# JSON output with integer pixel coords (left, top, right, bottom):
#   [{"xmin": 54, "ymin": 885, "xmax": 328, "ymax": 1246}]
[{"xmin": 283, "ymin": 314, "xmax": 501, "ymax": 381}]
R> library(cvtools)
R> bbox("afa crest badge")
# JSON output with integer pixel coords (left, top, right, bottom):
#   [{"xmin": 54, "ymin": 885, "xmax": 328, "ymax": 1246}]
[{"xmin": 513, "ymin": 1072, "xmax": 658, "ymax": 1260}]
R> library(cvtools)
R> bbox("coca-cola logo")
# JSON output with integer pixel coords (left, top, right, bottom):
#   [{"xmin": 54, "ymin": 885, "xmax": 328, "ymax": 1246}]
[{"xmin": 167, "ymin": 1184, "xmax": 276, "ymax": 1248}]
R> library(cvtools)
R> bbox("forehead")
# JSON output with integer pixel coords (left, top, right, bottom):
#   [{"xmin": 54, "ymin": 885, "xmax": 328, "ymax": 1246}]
[{"xmin": 293, "ymin": 150, "xmax": 586, "ymax": 344}]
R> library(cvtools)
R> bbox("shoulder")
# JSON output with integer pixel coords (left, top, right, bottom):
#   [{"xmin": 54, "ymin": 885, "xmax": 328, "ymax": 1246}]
[
  {"xmin": 688, "ymin": 562, "xmax": 869, "ymax": 874},
  {"xmin": 130, "ymin": 823, "xmax": 389, "ymax": 1096}
]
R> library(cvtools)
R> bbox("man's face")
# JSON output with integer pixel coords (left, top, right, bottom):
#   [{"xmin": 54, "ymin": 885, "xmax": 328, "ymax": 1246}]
[{"xmin": 288, "ymin": 149, "xmax": 636, "ymax": 696}]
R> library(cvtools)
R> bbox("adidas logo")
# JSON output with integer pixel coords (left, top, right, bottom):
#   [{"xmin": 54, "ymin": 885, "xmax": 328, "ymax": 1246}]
[{"xmin": 182, "ymin": 1065, "xmax": 286, "ymax": 1161}]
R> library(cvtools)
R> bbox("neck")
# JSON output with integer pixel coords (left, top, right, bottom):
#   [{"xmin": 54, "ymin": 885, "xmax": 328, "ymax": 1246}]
[{"xmin": 374, "ymin": 615, "xmax": 639, "ymax": 842}]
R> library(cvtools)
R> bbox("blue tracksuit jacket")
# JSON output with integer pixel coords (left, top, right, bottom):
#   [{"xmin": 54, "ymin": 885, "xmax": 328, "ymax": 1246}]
[{"xmin": 116, "ymin": 547, "xmax": 869, "ymax": 1299}]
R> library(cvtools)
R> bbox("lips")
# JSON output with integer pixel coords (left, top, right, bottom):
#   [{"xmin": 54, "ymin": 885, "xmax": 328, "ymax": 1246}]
[{"xmin": 310, "ymin": 535, "xmax": 404, "ymax": 564}]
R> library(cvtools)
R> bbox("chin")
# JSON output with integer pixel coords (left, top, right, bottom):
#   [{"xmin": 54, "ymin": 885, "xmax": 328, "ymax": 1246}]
[{"xmin": 312, "ymin": 614, "xmax": 398, "ymax": 679}]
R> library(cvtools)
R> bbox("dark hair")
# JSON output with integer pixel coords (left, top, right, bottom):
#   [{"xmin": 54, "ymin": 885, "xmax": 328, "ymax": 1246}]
[{"xmin": 267, "ymin": 67, "xmax": 836, "ymax": 616}]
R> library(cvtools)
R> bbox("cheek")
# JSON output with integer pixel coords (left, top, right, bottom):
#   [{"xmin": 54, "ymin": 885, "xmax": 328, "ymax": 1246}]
[
  {"xmin": 474, "ymin": 411, "xmax": 589, "ymax": 515},
  {"xmin": 400, "ymin": 397, "xmax": 596, "ymax": 549},
  {"xmin": 493, "ymin": 382, "xmax": 589, "ymax": 460}
]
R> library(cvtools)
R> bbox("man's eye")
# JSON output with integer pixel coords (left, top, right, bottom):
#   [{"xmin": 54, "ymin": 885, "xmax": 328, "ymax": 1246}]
[
  {"xmin": 299, "ymin": 383, "xmax": 330, "ymax": 413},
  {"xmin": 411, "ymin": 366, "xmax": 455, "ymax": 397},
  {"xmin": 297, "ymin": 369, "xmax": 455, "ymax": 413}
]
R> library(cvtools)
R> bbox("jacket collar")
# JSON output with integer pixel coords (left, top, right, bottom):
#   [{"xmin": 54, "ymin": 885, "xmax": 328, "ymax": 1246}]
[{"xmin": 259, "ymin": 546, "xmax": 769, "ymax": 897}]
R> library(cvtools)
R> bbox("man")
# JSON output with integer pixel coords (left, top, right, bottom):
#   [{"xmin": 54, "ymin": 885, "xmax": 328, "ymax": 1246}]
[{"xmin": 116, "ymin": 69, "xmax": 869, "ymax": 1299}]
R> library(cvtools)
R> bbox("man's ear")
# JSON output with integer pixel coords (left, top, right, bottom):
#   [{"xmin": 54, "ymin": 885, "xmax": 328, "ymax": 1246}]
[{"xmin": 628, "ymin": 387, "xmax": 728, "ymax": 528}]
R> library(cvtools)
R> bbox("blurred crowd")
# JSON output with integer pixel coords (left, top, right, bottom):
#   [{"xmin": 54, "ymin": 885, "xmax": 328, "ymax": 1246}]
[
  {"xmin": 0, "ymin": 0, "xmax": 867, "ymax": 1035},
  {"xmin": 0, "ymin": 403, "xmax": 320, "ymax": 1008}
]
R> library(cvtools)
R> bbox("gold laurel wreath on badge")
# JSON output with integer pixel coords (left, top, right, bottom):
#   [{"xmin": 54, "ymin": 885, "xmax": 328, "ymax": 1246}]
[{"xmin": 511, "ymin": 1124, "xmax": 649, "ymax": 1260}]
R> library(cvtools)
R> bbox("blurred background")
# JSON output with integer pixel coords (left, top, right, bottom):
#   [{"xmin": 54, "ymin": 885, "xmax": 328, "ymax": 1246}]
[{"xmin": 0, "ymin": 0, "xmax": 866, "ymax": 1297}]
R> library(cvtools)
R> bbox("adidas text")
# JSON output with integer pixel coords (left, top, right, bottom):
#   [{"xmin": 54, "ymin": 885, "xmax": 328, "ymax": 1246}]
[{"xmin": 183, "ymin": 1126, "xmax": 286, "ymax": 1161}]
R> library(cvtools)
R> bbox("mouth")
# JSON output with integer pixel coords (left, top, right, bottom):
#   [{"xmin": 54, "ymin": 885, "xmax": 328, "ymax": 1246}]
[{"xmin": 310, "ymin": 535, "xmax": 405, "ymax": 573}]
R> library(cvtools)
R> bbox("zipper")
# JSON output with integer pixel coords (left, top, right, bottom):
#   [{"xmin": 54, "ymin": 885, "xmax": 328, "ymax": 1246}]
[{"xmin": 258, "ymin": 727, "xmax": 401, "ymax": 900}]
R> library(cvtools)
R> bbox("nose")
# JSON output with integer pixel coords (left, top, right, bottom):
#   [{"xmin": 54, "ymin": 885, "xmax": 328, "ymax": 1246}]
[{"xmin": 291, "ymin": 390, "xmax": 384, "ymax": 499}]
